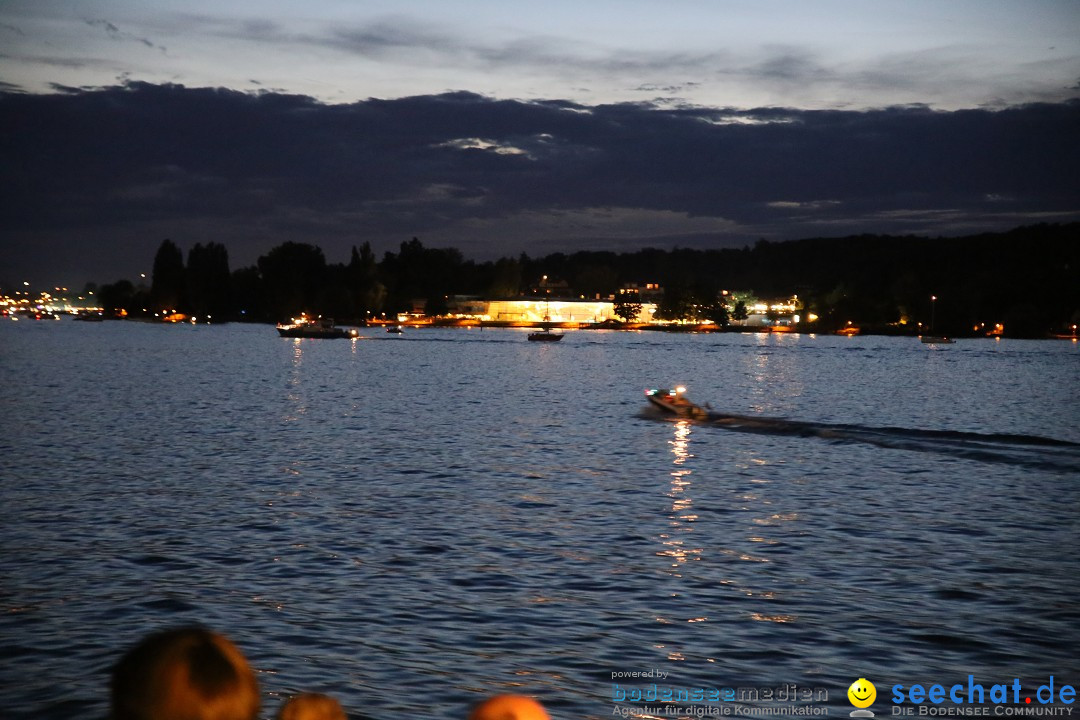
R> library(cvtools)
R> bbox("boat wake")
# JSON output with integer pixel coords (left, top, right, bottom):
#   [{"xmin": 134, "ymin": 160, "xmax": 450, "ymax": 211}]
[{"xmin": 647, "ymin": 408, "xmax": 1080, "ymax": 472}]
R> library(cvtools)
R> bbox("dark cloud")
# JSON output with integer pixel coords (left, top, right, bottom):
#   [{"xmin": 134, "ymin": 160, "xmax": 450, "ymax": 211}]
[
  {"xmin": 84, "ymin": 18, "xmax": 166, "ymax": 53},
  {"xmin": 121, "ymin": 14, "xmax": 1079, "ymax": 109},
  {"xmin": 330, "ymin": 18, "xmax": 463, "ymax": 60},
  {"xmin": 745, "ymin": 48, "xmax": 833, "ymax": 84},
  {"xmin": 1, "ymin": 83, "xmax": 1078, "ymax": 286}
]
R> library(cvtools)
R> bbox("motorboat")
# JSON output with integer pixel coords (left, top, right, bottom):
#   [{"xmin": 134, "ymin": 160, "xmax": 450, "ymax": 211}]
[
  {"xmin": 386, "ymin": 326, "xmax": 404, "ymax": 334},
  {"xmin": 645, "ymin": 387, "xmax": 708, "ymax": 419},
  {"xmin": 276, "ymin": 316, "xmax": 358, "ymax": 339}
]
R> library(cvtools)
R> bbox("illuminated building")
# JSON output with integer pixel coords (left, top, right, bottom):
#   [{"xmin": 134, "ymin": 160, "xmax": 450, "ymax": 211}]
[{"xmin": 447, "ymin": 297, "xmax": 658, "ymax": 323}]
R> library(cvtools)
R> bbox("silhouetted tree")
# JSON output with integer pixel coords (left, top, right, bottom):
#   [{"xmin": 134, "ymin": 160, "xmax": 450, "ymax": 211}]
[
  {"xmin": 186, "ymin": 242, "xmax": 231, "ymax": 319},
  {"xmin": 257, "ymin": 242, "xmax": 328, "ymax": 319},
  {"xmin": 98, "ymin": 279, "xmax": 136, "ymax": 316},
  {"xmin": 703, "ymin": 299, "xmax": 731, "ymax": 327},
  {"xmin": 382, "ymin": 238, "xmax": 464, "ymax": 315},
  {"xmin": 656, "ymin": 284, "xmax": 697, "ymax": 321},
  {"xmin": 574, "ymin": 263, "xmax": 618, "ymax": 299},
  {"xmin": 613, "ymin": 291, "xmax": 642, "ymax": 322},
  {"xmin": 347, "ymin": 242, "xmax": 385, "ymax": 319},
  {"xmin": 150, "ymin": 239, "xmax": 185, "ymax": 313},
  {"xmin": 732, "ymin": 300, "xmax": 749, "ymax": 322},
  {"xmin": 424, "ymin": 295, "xmax": 449, "ymax": 316},
  {"xmin": 486, "ymin": 257, "xmax": 523, "ymax": 298},
  {"xmin": 230, "ymin": 266, "xmax": 266, "ymax": 321}
]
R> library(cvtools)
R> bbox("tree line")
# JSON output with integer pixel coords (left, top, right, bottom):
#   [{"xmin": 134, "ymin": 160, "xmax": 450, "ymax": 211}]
[{"xmin": 92, "ymin": 223, "xmax": 1079, "ymax": 337}]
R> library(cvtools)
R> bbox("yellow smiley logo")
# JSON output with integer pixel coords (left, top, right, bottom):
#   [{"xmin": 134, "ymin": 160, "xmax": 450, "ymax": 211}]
[{"xmin": 848, "ymin": 678, "xmax": 876, "ymax": 709}]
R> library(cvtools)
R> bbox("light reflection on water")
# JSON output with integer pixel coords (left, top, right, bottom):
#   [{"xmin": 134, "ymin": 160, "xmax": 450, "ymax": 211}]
[
  {"xmin": 0, "ymin": 322, "xmax": 1078, "ymax": 719},
  {"xmin": 659, "ymin": 420, "xmax": 699, "ymax": 577}
]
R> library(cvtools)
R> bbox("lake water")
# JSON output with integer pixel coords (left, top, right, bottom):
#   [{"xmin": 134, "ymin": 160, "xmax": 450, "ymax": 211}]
[{"xmin": 1, "ymin": 321, "xmax": 1078, "ymax": 719}]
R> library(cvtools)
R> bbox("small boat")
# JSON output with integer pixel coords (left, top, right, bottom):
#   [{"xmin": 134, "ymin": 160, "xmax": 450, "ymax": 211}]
[
  {"xmin": 528, "ymin": 299, "xmax": 563, "ymax": 341},
  {"xmin": 276, "ymin": 316, "xmax": 358, "ymax": 339},
  {"xmin": 921, "ymin": 295, "xmax": 954, "ymax": 344},
  {"xmin": 386, "ymin": 326, "xmax": 404, "ymax": 334},
  {"xmin": 645, "ymin": 387, "xmax": 709, "ymax": 419},
  {"xmin": 528, "ymin": 330, "xmax": 563, "ymax": 342}
]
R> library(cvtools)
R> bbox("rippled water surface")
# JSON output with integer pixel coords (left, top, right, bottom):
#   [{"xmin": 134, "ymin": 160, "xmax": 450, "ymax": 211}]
[{"xmin": 2, "ymin": 322, "xmax": 1078, "ymax": 719}]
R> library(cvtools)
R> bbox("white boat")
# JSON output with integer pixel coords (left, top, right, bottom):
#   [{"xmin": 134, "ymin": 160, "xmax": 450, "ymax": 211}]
[
  {"xmin": 276, "ymin": 316, "xmax": 357, "ymax": 339},
  {"xmin": 645, "ymin": 387, "xmax": 708, "ymax": 419}
]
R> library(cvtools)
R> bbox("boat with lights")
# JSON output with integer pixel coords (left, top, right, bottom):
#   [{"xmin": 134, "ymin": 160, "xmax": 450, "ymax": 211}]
[
  {"xmin": 920, "ymin": 295, "xmax": 954, "ymax": 344},
  {"xmin": 276, "ymin": 316, "xmax": 358, "ymax": 339},
  {"xmin": 645, "ymin": 387, "xmax": 709, "ymax": 419}
]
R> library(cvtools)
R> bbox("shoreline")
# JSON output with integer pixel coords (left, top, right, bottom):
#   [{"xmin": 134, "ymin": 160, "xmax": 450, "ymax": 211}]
[
  {"xmin": 355, "ymin": 318, "xmax": 1076, "ymax": 341},
  {"xmin": 21, "ymin": 312, "xmax": 1077, "ymax": 340}
]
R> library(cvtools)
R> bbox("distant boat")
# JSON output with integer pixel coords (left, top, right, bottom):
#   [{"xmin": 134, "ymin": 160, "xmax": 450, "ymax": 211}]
[
  {"xmin": 73, "ymin": 312, "xmax": 104, "ymax": 322},
  {"xmin": 386, "ymin": 326, "xmax": 404, "ymax": 334},
  {"xmin": 645, "ymin": 387, "xmax": 708, "ymax": 419},
  {"xmin": 921, "ymin": 295, "xmax": 954, "ymax": 344},
  {"xmin": 528, "ymin": 299, "xmax": 563, "ymax": 342},
  {"xmin": 528, "ymin": 330, "xmax": 563, "ymax": 342},
  {"xmin": 276, "ymin": 316, "xmax": 357, "ymax": 339}
]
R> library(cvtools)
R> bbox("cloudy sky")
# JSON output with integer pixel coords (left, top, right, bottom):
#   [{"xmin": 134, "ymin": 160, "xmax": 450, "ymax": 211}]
[{"xmin": 1, "ymin": 0, "xmax": 1079, "ymax": 287}]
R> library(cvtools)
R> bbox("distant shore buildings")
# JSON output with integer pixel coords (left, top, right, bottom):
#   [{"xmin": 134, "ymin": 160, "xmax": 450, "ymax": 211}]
[
  {"xmin": 436, "ymin": 287, "xmax": 803, "ymax": 328},
  {"xmin": 0, "ymin": 286, "xmax": 102, "ymax": 317},
  {"xmin": 0, "ymin": 282, "xmax": 807, "ymax": 329}
]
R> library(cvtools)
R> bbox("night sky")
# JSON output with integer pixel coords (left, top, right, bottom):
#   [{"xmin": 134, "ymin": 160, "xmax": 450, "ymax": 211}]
[{"xmin": 1, "ymin": 1, "xmax": 1078, "ymax": 288}]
